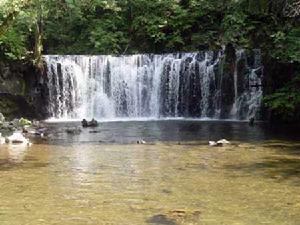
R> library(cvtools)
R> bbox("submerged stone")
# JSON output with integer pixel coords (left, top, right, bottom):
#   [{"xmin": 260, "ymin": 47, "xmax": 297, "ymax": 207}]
[
  {"xmin": 66, "ymin": 127, "xmax": 82, "ymax": 135},
  {"xmin": 147, "ymin": 214, "xmax": 177, "ymax": 225}
]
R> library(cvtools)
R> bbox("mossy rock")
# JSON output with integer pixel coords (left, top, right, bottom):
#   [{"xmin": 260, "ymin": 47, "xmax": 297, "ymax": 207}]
[{"xmin": 19, "ymin": 117, "xmax": 32, "ymax": 126}]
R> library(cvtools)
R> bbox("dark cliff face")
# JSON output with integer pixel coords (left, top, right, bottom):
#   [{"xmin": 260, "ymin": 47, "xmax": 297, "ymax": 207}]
[
  {"xmin": 220, "ymin": 44, "xmax": 236, "ymax": 119},
  {"xmin": 0, "ymin": 60, "xmax": 49, "ymax": 120}
]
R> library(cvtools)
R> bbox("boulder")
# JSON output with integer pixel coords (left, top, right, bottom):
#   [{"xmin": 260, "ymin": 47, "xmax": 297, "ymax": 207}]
[
  {"xmin": 217, "ymin": 139, "xmax": 231, "ymax": 145},
  {"xmin": 32, "ymin": 120, "xmax": 40, "ymax": 127},
  {"xmin": 209, "ymin": 141, "xmax": 217, "ymax": 146},
  {"xmin": 22, "ymin": 126, "xmax": 44, "ymax": 138},
  {"xmin": 82, "ymin": 119, "xmax": 98, "ymax": 128},
  {"xmin": 10, "ymin": 119, "xmax": 19, "ymax": 127},
  {"xmin": 209, "ymin": 139, "xmax": 231, "ymax": 147},
  {"xmin": 209, "ymin": 141, "xmax": 222, "ymax": 147},
  {"xmin": 137, "ymin": 139, "xmax": 146, "ymax": 144},
  {"xmin": 1, "ymin": 122, "xmax": 15, "ymax": 131}
]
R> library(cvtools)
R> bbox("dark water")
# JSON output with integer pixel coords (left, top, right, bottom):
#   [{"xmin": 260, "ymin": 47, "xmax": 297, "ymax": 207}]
[{"xmin": 45, "ymin": 120, "xmax": 300, "ymax": 145}]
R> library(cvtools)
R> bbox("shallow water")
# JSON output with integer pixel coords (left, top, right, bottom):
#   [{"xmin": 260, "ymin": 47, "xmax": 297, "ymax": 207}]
[{"xmin": 1, "ymin": 121, "xmax": 300, "ymax": 225}]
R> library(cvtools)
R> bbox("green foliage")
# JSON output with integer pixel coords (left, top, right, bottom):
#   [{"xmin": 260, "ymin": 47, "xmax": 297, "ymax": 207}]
[
  {"xmin": 19, "ymin": 117, "xmax": 32, "ymax": 126},
  {"xmin": 0, "ymin": 28, "xmax": 26, "ymax": 60},
  {"xmin": 0, "ymin": 0, "xmax": 298, "ymax": 58},
  {"xmin": 0, "ymin": 0, "xmax": 299, "ymax": 121},
  {"xmin": 271, "ymin": 28, "xmax": 300, "ymax": 62},
  {"xmin": 264, "ymin": 75, "xmax": 300, "ymax": 121},
  {"xmin": 222, "ymin": 10, "xmax": 251, "ymax": 46}
]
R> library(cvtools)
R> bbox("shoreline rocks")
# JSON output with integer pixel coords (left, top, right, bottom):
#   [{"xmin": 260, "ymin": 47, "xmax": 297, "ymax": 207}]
[
  {"xmin": 0, "ymin": 117, "xmax": 45, "ymax": 146},
  {"xmin": 5, "ymin": 132, "xmax": 31, "ymax": 146}
]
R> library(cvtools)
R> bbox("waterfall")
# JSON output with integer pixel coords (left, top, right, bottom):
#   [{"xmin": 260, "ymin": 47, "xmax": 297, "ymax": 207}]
[{"xmin": 44, "ymin": 51, "xmax": 263, "ymax": 120}]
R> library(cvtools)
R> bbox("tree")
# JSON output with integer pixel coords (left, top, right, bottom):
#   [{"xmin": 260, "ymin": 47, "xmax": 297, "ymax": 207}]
[{"xmin": 0, "ymin": 0, "xmax": 32, "ymax": 37}]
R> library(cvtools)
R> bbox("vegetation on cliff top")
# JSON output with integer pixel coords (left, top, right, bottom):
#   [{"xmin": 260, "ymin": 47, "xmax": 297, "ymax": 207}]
[{"xmin": 0, "ymin": 0, "xmax": 299, "ymax": 121}]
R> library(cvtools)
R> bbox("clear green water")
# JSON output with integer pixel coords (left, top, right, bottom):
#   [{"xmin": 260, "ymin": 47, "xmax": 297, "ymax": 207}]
[{"xmin": 0, "ymin": 141, "xmax": 300, "ymax": 225}]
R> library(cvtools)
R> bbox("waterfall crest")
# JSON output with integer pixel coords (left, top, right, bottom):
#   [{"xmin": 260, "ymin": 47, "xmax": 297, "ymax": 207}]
[{"xmin": 44, "ymin": 51, "xmax": 263, "ymax": 120}]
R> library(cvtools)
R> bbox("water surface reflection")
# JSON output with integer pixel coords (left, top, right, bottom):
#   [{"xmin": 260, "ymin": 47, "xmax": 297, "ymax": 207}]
[{"xmin": 45, "ymin": 120, "xmax": 300, "ymax": 145}]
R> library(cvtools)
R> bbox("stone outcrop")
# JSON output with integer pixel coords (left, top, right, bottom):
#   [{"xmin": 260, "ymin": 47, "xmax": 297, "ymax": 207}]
[
  {"xmin": 0, "ymin": 112, "xmax": 4, "ymax": 123},
  {"xmin": 0, "ymin": 60, "xmax": 49, "ymax": 120}
]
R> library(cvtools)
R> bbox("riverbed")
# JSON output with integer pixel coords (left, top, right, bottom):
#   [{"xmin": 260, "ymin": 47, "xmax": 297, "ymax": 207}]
[{"xmin": 0, "ymin": 121, "xmax": 300, "ymax": 225}]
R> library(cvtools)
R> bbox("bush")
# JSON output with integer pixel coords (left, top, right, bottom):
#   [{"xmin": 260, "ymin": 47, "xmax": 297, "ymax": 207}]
[
  {"xmin": 0, "ymin": 29, "xmax": 27, "ymax": 60},
  {"xmin": 264, "ymin": 74, "xmax": 300, "ymax": 122}
]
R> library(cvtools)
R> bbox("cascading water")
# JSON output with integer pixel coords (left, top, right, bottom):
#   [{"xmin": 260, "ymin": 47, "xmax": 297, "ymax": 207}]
[{"xmin": 44, "ymin": 50, "xmax": 263, "ymax": 120}]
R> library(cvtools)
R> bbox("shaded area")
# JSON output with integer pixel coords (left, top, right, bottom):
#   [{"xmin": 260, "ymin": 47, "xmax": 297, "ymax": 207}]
[
  {"xmin": 0, "ymin": 158, "xmax": 49, "ymax": 171},
  {"xmin": 147, "ymin": 215, "xmax": 177, "ymax": 225},
  {"xmin": 262, "ymin": 143, "xmax": 300, "ymax": 156},
  {"xmin": 0, "ymin": 93, "xmax": 36, "ymax": 120},
  {"xmin": 225, "ymin": 157, "xmax": 300, "ymax": 183}
]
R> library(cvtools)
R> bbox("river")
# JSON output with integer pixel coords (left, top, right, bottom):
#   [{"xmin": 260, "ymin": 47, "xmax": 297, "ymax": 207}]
[{"xmin": 0, "ymin": 120, "xmax": 300, "ymax": 225}]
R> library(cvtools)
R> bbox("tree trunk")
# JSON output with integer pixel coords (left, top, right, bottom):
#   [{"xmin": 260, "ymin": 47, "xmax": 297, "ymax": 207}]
[{"xmin": 34, "ymin": 1, "xmax": 43, "ymax": 71}]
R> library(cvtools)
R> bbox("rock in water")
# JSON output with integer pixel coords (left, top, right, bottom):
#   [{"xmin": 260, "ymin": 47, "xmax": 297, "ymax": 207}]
[
  {"xmin": 0, "ymin": 133, "xmax": 5, "ymax": 144},
  {"xmin": 249, "ymin": 117, "xmax": 255, "ymax": 126},
  {"xmin": 209, "ymin": 141, "xmax": 218, "ymax": 146},
  {"xmin": 10, "ymin": 119, "xmax": 20, "ymax": 127},
  {"xmin": 211, "ymin": 142, "xmax": 223, "ymax": 147},
  {"xmin": 217, "ymin": 139, "xmax": 231, "ymax": 145},
  {"xmin": 19, "ymin": 118, "xmax": 32, "ymax": 126},
  {"xmin": 5, "ymin": 132, "xmax": 31, "ymax": 145},
  {"xmin": 32, "ymin": 120, "xmax": 40, "ymax": 127},
  {"xmin": 209, "ymin": 140, "xmax": 230, "ymax": 147},
  {"xmin": 82, "ymin": 118, "xmax": 98, "ymax": 128},
  {"xmin": 137, "ymin": 139, "xmax": 146, "ymax": 144},
  {"xmin": 82, "ymin": 119, "xmax": 88, "ymax": 128},
  {"xmin": 89, "ymin": 130, "xmax": 101, "ymax": 133}
]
